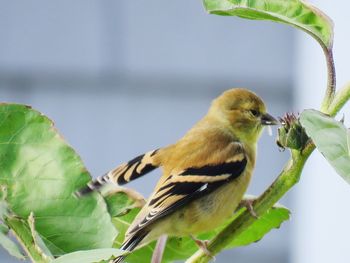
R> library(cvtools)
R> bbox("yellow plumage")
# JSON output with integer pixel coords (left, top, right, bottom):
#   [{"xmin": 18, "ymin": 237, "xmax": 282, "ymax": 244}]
[{"xmin": 76, "ymin": 88, "xmax": 277, "ymax": 262}]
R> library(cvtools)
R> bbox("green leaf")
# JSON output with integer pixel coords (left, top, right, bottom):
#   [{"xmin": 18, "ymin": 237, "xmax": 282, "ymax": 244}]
[
  {"xmin": 225, "ymin": 205, "xmax": 290, "ymax": 248},
  {"xmin": 5, "ymin": 216, "xmax": 49, "ymax": 262},
  {"xmin": 27, "ymin": 212, "xmax": 54, "ymax": 260},
  {"xmin": 193, "ymin": 201, "xmax": 290, "ymax": 251},
  {"xmin": 300, "ymin": 109, "xmax": 350, "ymax": 184},
  {"xmin": 0, "ymin": 227, "xmax": 26, "ymax": 260},
  {"xmin": 0, "ymin": 104, "xmax": 118, "ymax": 255},
  {"xmin": 203, "ymin": 0, "xmax": 333, "ymax": 49},
  {"xmin": 109, "ymin": 192, "xmax": 290, "ymax": 263},
  {"xmin": 0, "ymin": 224, "xmax": 9, "ymax": 234},
  {"xmin": 0, "ymin": 186, "xmax": 9, "ymax": 222},
  {"xmin": 51, "ymin": 248, "xmax": 122, "ymax": 263},
  {"xmin": 104, "ymin": 188, "xmax": 146, "ymax": 217},
  {"xmin": 0, "ymin": 185, "xmax": 25, "ymax": 260}
]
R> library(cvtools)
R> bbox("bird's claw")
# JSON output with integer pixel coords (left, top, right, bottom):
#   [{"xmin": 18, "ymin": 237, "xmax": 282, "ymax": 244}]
[
  {"xmin": 190, "ymin": 235, "xmax": 216, "ymax": 260},
  {"xmin": 239, "ymin": 199, "xmax": 259, "ymax": 219}
]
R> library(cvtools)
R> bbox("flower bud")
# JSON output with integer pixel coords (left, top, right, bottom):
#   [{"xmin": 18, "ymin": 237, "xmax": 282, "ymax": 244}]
[{"xmin": 276, "ymin": 113, "xmax": 309, "ymax": 150}]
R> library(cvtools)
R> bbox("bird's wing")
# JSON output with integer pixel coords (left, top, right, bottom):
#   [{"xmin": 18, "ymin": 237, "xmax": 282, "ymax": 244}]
[
  {"xmin": 76, "ymin": 149, "xmax": 160, "ymax": 196},
  {"xmin": 127, "ymin": 143, "xmax": 247, "ymax": 235},
  {"xmin": 108, "ymin": 149, "xmax": 160, "ymax": 185}
]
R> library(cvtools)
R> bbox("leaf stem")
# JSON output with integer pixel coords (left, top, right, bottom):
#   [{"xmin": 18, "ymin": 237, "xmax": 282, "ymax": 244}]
[{"xmin": 328, "ymin": 82, "xmax": 350, "ymax": 116}]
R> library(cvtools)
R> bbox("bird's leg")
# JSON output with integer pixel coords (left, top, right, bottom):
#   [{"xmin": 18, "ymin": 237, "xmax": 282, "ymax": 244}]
[
  {"xmin": 190, "ymin": 235, "xmax": 215, "ymax": 260},
  {"xmin": 238, "ymin": 199, "xmax": 259, "ymax": 218}
]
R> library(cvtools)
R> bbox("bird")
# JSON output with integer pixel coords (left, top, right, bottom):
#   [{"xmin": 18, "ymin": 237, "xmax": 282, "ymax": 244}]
[{"xmin": 76, "ymin": 88, "xmax": 278, "ymax": 263}]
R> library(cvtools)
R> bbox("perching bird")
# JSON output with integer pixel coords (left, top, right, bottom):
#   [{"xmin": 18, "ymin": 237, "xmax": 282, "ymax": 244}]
[{"xmin": 76, "ymin": 88, "xmax": 277, "ymax": 263}]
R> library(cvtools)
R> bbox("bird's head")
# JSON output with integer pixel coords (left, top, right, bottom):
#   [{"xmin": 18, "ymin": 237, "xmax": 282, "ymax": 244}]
[{"xmin": 208, "ymin": 88, "xmax": 278, "ymax": 142}]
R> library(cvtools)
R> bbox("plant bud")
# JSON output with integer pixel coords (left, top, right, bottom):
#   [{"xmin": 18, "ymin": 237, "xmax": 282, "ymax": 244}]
[{"xmin": 276, "ymin": 113, "xmax": 309, "ymax": 150}]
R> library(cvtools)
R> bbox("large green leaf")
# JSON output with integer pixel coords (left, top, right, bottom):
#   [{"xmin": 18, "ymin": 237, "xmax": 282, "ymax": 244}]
[
  {"xmin": 203, "ymin": 0, "xmax": 333, "ymax": 49},
  {"xmin": 51, "ymin": 248, "xmax": 122, "ymax": 263},
  {"xmin": 0, "ymin": 104, "xmax": 118, "ymax": 255},
  {"xmin": 108, "ymin": 191, "xmax": 290, "ymax": 263},
  {"xmin": 300, "ymin": 109, "xmax": 350, "ymax": 184}
]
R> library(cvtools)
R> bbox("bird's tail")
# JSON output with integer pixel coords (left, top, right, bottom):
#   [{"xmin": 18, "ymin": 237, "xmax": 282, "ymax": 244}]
[
  {"xmin": 112, "ymin": 231, "xmax": 149, "ymax": 263},
  {"xmin": 75, "ymin": 149, "xmax": 160, "ymax": 197},
  {"xmin": 112, "ymin": 254, "xmax": 125, "ymax": 263},
  {"xmin": 75, "ymin": 173, "xmax": 111, "ymax": 197}
]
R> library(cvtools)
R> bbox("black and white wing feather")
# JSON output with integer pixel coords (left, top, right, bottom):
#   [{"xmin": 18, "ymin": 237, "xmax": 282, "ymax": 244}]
[{"xmin": 76, "ymin": 149, "xmax": 159, "ymax": 196}]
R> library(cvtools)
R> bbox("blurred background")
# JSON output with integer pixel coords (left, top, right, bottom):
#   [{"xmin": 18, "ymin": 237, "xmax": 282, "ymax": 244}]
[{"xmin": 0, "ymin": 1, "xmax": 349, "ymax": 262}]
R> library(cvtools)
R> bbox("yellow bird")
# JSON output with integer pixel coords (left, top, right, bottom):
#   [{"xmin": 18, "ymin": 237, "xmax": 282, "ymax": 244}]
[{"xmin": 77, "ymin": 88, "xmax": 277, "ymax": 262}]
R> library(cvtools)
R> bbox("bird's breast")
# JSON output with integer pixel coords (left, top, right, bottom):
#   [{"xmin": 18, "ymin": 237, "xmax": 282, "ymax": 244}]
[{"xmin": 168, "ymin": 166, "xmax": 253, "ymax": 236}]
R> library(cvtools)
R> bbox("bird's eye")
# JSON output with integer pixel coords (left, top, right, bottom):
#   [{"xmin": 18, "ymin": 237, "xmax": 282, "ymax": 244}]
[{"xmin": 250, "ymin": 110, "xmax": 259, "ymax": 117}]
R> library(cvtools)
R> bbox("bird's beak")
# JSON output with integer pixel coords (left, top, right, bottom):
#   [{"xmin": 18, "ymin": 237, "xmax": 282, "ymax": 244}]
[{"xmin": 260, "ymin": 113, "xmax": 278, "ymax": 126}]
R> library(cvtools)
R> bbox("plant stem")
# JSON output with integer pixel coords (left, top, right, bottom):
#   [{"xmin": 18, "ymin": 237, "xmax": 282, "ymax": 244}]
[
  {"xmin": 5, "ymin": 216, "xmax": 50, "ymax": 263},
  {"xmin": 321, "ymin": 47, "xmax": 336, "ymax": 112}
]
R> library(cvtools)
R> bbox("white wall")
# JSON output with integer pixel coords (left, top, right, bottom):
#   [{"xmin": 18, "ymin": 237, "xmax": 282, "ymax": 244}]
[{"xmin": 292, "ymin": 1, "xmax": 350, "ymax": 263}]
